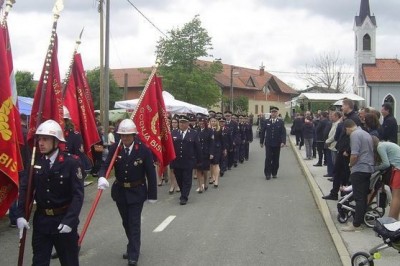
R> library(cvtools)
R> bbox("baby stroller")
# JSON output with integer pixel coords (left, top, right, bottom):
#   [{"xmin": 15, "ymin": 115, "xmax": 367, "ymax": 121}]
[
  {"xmin": 337, "ymin": 170, "xmax": 391, "ymax": 228},
  {"xmin": 351, "ymin": 217, "xmax": 400, "ymax": 266}
]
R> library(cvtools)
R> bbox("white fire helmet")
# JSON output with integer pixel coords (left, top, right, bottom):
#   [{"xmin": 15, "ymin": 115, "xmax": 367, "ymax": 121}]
[
  {"xmin": 35, "ymin": 119, "xmax": 66, "ymax": 142},
  {"xmin": 63, "ymin": 106, "xmax": 71, "ymax": 119},
  {"xmin": 116, "ymin": 119, "xmax": 138, "ymax": 135}
]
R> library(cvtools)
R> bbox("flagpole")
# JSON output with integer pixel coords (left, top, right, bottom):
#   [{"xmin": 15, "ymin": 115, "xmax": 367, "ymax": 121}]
[
  {"xmin": 0, "ymin": 0, "xmax": 15, "ymax": 23},
  {"xmin": 62, "ymin": 27, "xmax": 84, "ymax": 97},
  {"xmin": 18, "ymin": 1, "xmax": 64, "ymax": 265}
]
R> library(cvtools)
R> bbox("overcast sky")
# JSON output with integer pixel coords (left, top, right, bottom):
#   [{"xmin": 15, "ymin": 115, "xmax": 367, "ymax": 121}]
[{"xmin": 3, "ymin": 0, "xmax": 400, "ymax": 90}]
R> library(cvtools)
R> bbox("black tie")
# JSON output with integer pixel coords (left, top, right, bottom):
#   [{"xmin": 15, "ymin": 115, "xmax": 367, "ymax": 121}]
[
  {"xmin": 125, "ymin": 147, "xmax": 130, "ymax": 156},
  {"xmin": 45, "ymin": 158, "xmax": 51, "ymax": 170}
]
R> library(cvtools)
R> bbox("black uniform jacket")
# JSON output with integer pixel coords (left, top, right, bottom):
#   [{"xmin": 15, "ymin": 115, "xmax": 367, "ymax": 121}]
[
  {"xmin": 260, "ymin": 118, "xmax": 286, "ymax": 147},
  {"xmin": 170, "ymin": 129, "xmax": 201, "ymax": 169},
  {"xmin": 99, "ymin": 140, "xmax": 157, "ymax": 205},
  {"xmin": 18, "ymin": 151, "xmax": 84, "ymax": 234}
]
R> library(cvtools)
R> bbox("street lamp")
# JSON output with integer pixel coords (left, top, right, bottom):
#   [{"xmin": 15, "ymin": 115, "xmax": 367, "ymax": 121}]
[{"xmin": 230, "ymin": 65, "xmax": 239, "ymax": 112}]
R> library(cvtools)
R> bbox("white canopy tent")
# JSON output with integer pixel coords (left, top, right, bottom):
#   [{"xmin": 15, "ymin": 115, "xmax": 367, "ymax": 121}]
[
  {"xmin": 114, "ymin": 91, "xmax": 208, "ymax": 115},
  {"xmin": 297, "ymin": 93, "xmax": 365, "ymax": 102}
]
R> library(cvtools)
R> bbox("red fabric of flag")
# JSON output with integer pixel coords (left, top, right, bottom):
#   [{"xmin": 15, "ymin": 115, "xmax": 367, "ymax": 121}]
[
  {"xmin": 27, "ymin": 34, "xmax": 64, "ymax": 144},
  {"xmin": 64, "ymin": 53, "xmax": 100, "ymax": 159},
  {"xmin": 133, "ymin": 74, "xmax": 176, "ymax": 175},
  {"xmin": 0, "ymin": 24, "xmax": 22, "ymax": 217},
  {"xmin": 2, "ymin": 23, "xmax": 24, "ymax": 150}
]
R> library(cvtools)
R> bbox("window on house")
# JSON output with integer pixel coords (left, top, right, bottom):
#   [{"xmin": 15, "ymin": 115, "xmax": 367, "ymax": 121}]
[
  {"xmin": 384, "ymin": 95, "xmax": 395, "ymax": 105},
  {"xmin": 355, "ymin": 36, "xmax": 358, "ymax": 51},
  {"xmin": 363, "ymin": 34, "xmax": 371, "ymax": 51},
  {"xmin": 246, "ymin": 78, "xmax": 255, "ymax": 87},
  {"xmin": 255, "ymin": 105, "xmax": 259, "ymax": 114},
  {"xmin": 261, "ymin": 105, "xmax": 264, "ymax": 113}
]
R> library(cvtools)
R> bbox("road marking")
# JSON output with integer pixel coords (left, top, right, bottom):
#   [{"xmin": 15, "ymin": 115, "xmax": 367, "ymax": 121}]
[{"xmin": 153, "ymin": 215, "xmax": 176, "ymax": 232}]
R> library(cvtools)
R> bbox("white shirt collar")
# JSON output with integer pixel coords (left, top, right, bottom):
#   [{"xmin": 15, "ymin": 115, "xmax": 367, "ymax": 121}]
[
  {"xmin": 124, "ymin": 142, "xmax": 134, "ymax": 154},
  {"xmin": 46, "ymin": 149, "xmax": 59, "ymax": 166}
]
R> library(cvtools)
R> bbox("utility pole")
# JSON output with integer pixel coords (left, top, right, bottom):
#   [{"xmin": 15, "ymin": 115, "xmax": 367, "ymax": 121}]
[
  {"xmin": 336, "ymin": 72, "xmax": 341, "ymax": 92},
  {"xmin": 230, "ymin": 65, "xmax": 233, "ymax": 112},
  {"xmin": 99, "ymin": 0, "xmax": 104, "ymax": 125},
  {"xmin": 103, "ymin": 0, "xmax": 110, "ymax": 143}
]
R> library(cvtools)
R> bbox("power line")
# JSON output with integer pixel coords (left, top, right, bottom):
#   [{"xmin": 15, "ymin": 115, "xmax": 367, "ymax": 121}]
[{"xmin": 125, "ymin": 0, "xmax": 167, "ymax": 38}]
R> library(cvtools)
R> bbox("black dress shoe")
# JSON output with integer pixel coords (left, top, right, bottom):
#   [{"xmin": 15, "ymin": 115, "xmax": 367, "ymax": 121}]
[
  {"xmin": 51, "ymin": 252, "xmax": 59, "ymax": 259},
  {"xmin": 323, "ymin": 174, "xmax": 331, "ymax": 177},
  {"xmin": 327, "ymin": 177, "xmax": 334, "ymax": 182},
  {"xmin": 220, "ymin": 171, "xmax": 224, "ymax": 177},
  {"xmin": 180, "ymin": 199, "xmax": 187, "ymax": 205},
  {"xmin": 265, "ymin": 176, "xmax": 271, "ymax": 180},
  {"xmin": 123, "ymin": 253, "xmax": 128, "ymax": 259},
  {"xmin": 322, "ymin": 194, "xmax": 338, "ymax": 200},
  {"xmin": 128, "ymin": 260, "xmax": 138, "ymax": 266},
  {"xmin": 272, "ymin": 175, "xmax": 277, "ymax": 179},
  {"xmin": 234, "ymin": 163, "xmax": 238, "ymax": 167},
  {"xmin": 313, "ymin": 163, "xmax": 322, "ymax": 167}
]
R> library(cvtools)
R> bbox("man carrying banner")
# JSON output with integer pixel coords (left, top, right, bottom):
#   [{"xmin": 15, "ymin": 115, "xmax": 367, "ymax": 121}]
[
  {"xmin": 97, "ymin": 119, "xmax": 157, "ymax": 266},
  {"xmin": 16, "ymin": 119, "xmax": 84, "ymax": 266}
]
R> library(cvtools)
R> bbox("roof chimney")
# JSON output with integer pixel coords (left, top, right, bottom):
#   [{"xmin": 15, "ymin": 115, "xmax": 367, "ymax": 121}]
[{"xmin": 259, "ymin": 62, "xmax": 265, "ymax": 76}]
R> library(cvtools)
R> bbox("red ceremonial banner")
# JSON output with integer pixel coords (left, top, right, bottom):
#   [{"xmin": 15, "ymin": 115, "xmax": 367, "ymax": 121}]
[
  {"xmin": 133, "ymin": 74, "xmax": 176, "ymax": 175},
  {"xmin": 0, "ymin": 24, "xmax": 22, "ymax": 217},
  {"xmin": 64, "ymin": 53, "xmax": 100, "ymax": 159},
  {"xmin": 27, "ymin": 34, "xmax": 64, "ymax": 144}
]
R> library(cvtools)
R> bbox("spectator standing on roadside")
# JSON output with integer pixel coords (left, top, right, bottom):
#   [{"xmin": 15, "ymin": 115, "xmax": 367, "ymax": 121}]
[{"xmin": 341, "ymin": 119, "xmax": 374, "ymax": 232}]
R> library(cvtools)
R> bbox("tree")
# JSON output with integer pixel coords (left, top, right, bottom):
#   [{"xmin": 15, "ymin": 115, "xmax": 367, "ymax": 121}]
[
  {"xmin": 155, "ymin": 15, "xmax": 222, "ymax": 108},
  {"xmin": 221, "ymin": 95, "xmax": 249, "ymax": 114},
  {"xmin": 86, "ymin": 67, "xmax": 122, "ymax": 110},
  {"xmin": 15, "ymin": 70, "xmax": 36, "ymax": 97},
  {"xmin": 301, "ymin": 51, "xmax": 351, "ymax": 92}
]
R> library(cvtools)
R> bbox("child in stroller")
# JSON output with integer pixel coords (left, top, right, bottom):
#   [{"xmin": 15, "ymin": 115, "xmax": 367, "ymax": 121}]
[
  {"xmin": 337, "ymin": 170, "xmax": 391, "ymax": 228},
  {"xmin": 351, "ymin": 217, "xmax": 400, "ymax": 266}
]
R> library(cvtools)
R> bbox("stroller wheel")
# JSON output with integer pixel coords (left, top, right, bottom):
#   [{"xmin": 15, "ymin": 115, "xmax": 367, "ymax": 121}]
[
  {"xmin": 364, "ymin": 209, "xmax": 381, "ymax": 228},
  {"xmin": 337, "ymin": 212, "xmax": 349, "ymax": 224},
  {"xmin": 351, "ymin": 252, "xmax": 374, "ymax": 266}
]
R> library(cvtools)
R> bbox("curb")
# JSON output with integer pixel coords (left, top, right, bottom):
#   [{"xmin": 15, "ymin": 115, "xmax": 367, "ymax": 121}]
[{"xmin": 288, "ymin": 135, "xmax": 351, "ymax": 266}]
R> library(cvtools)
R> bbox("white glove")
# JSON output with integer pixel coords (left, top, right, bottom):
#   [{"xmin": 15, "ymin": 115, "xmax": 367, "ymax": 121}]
[
  {"xmin": 17, "ymin": 217, "xmax": 30, "ymax": 239},
  {"xmin": 97, "ymin": 177, "xmax": 109, "ymax": 190},
  {"xmin": 148, "ymin": 199, "xmax": 157, "ymax": 204},
  {"xmin": 58, "ymin": 224, "xmax": 72, "ymax": 233}
]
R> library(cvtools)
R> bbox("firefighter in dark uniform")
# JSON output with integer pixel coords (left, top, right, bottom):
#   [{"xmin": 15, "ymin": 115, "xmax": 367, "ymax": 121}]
[
  {"xmin": 232, "ymin": 114, "xmax": 241, "ymax": 166},
  {"xmin": 17, "ymin": 119, "xmax": 84, "ymax": 266},
  {"xmin": 238, "ymin": 115, "xmax": 247, "ymax": 163},
  {"xmin": 245, "ymin": 116, "xmax": 253, "ymax": 161},
  {"xmin": 260, "ymin": 106, "xmax": 286, "ymax": 180},
  {"xmin": 224, "ymin": 111, "xmax": 239, "ymax": 170},
  {"xmin": 61, "ymin": 107, "xmax": 93, "ymax": 176},
  {"xmin": 219, "ymin": 117, "xmax": 231, "ymax": 177},
  {"xmin": 97, "ymin": 119, "xmax": 157, "ymax": 266},
  {"xmin": 170, "ymin": 115, "xmax": 201, "ymax": 205}
]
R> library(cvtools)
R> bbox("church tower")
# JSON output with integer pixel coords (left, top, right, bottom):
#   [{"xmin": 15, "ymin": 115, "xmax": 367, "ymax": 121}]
[{"xmin": 354, "ymin": 0, "xmax": 377, "ymax": 94}]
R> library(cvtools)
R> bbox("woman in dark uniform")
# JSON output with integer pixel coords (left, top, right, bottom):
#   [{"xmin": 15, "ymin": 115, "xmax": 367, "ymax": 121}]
[
  {"xmin": 195, "ymin": 117, "xmax": 212, "ymax": 193},
  {"xmin": 209, "ymin": 117, "xmax": 226, "ymax": 188}
]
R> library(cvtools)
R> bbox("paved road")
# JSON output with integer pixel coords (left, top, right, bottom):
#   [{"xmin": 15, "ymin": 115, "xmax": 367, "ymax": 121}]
[{"xmin": 0, "ymin": 137, "xmax": 342, "ymax": 266}]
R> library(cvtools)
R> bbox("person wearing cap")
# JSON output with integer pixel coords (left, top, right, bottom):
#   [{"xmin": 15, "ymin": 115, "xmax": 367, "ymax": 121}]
[
  {"xmin": 208, "ymin": 110, "xmax": 216, "ymax": 118},
  {"xmin": 171, "ymin": 115, "xmax": 201, "ymax": 205},
  {"xmin": 260, "ymin": 106, "xmax": 286, "ymax": 180},
  {"xmin": 244, "ymin": 116, "xmax": 253, "ymax": 161},
  {"xmin": 195, "ymin": 115, "xmax": 213, "ymax": 192},
  {"xmin": 97, "ymin": 119, "xmax": 157, "ymax": 266},
  {"xmin": 218, "ymin": 117, "xmax": 231, "ymax": 176},
  {"xmin": 238, "ymin": 115, "xmax": 247, "ymax": 163},
  {"xmin": 224, "ymin": 111, "xmax": 239, "ymax": 169},
  {"xmin": 16, "ymin": 119, "xmax": 84, "ymax": 266},
  {"xmin": 209, "ymin": 116, "xmax": 227, "ymax": 187},
  {"xmin": 167, "ymin": 117, "xmax": 180, "ymax": 194}
]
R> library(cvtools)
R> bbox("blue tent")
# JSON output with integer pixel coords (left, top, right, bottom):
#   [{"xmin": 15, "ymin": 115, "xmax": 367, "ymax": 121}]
[{"xmin": 17, "ymin": 96, "xmax": 33, "ymax": 115}]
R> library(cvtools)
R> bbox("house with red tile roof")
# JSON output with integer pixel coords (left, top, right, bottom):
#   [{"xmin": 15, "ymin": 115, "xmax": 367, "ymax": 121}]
[
  {"xmin": 354, "ymin": 0, "xmax": 400, "ymax": 120},
  {"xmin": 110, "ymin": 63, "xmax": 298, "ymax": 116}
]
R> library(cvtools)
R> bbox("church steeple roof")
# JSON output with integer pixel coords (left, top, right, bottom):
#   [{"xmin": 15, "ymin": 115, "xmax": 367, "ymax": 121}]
[{"xmin": 355, "ymin": 0, "xmax": 376, "ymax": 26}]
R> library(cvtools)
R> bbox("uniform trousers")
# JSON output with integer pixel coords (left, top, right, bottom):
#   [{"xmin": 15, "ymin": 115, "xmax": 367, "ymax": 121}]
[
  {"xmin": 239, "ymin": 143, "xmax": 245, "ymax": 162},
  {"xmin": 244, "ymin": 142, "xmax": 250, "ymax": 160},
  {"xmin": 264, "ymin": 145, "xmax": 281, "ymax": 177},
  {"xmin": 233, "ymin": 145, "xmax": 239, "ymax": 164},
  {"xmin": 174, "ymin": 168, "xmax": 193, "ymax": 201},
  {"xmin": 116, "ymin": 202, "xmax": 144, "ymax": 261},
  {"xmin": 220, "ymin": 154, "xmax": 227, "ymax": 172},
  {"xmin": 32, "ymin": 225, "xmax": 79, "ymax": 266},
  {"xmin": 227, "ymin": 150, "xmax": 234, "ymax": 169},
  {"xmin": 330, "ymin": 152, "xmax": 350, "ymax": 196},
  {"xmin": 350, "ymin": 172, "xmax": 371, "ymax": 227}
]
